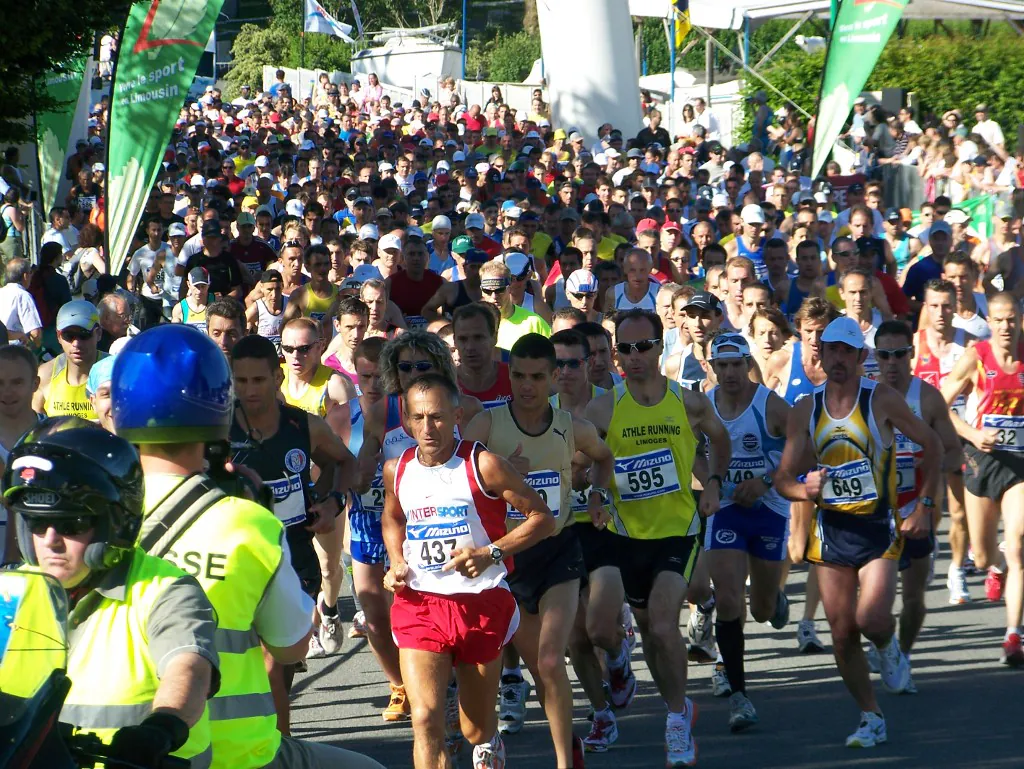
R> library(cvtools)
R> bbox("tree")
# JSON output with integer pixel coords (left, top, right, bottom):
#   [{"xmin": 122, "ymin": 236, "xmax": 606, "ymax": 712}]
[{"xmin": 0, "ymin": 0, "xmax": 130, "ymax": 143}]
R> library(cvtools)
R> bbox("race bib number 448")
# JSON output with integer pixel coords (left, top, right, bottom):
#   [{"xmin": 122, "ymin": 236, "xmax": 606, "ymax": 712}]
[{"xmin": 614, "ymin": 449, "xmax": 681, "ymax": 502}]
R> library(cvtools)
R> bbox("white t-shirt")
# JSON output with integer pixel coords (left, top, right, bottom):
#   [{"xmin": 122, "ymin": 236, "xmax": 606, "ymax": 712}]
[
  {"xmin": 0, "ymin": 282, "xmax": 43, "ymax": 341},
  {"xmin": 129, "ymin": 243, "xmax": 172, "ymax": 299},
  {"xmin": 42, "ymin": 224, "xmax": 79, "ymax": 253}
]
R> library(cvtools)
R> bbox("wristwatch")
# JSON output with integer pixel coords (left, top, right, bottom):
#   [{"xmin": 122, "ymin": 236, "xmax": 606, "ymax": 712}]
[
  {"xmin": 589, "ymin": 486, "xmax": 612, "ymax": 505},
  {"xmin": 329, "ymin": 490, "xmax": 347, "ymax": 516},
  {"xmin": 488, "ymin": 545, "xmax": 504, "ymax": 564},
  {"xmin": 761, "ymin": 473, "xmax": 774, "ymax": 489},
  {"xmin": 921, "ymin": 496, "xmax": 936, "ymax": 508},
  {"xmin": 707, "ymin": 474, "xmax": 723, "ymax": 490}
]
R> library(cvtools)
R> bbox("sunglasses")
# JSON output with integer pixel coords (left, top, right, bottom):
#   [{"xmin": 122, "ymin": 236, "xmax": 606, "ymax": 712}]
[
  {"xmin": 25, "ymin": 515, "xmax": 93, "ymax": 537},
  {"xmin": 281, "ymin": 240, "xmax": 304, "ymax": 250},
  {"xmin": 616, "ymin": 338, "xmax": 661, "ymax": 356},
  {"xmin": 60, "ymin": 328, "xmax": 94, "ymax": 343},
  {"xmin": 571, "ymin": 292, "xmax": 595, "ymax": 300},
  {"xmin": 397, "ymin": 361, "xmax": 434, "ymax": 373},
  {"xmin": 833, "ymin": 249, "xmax": 854, "ymax": 258},
  {"xmin": 281, "ymin": 343, "xmax": 316, "ymax": 355},
  {"xmin": 481, "ymin": 287, "xmax": 508, "ymax": 296},
  {"xmin": 555, "ymin": 356, "xmax": 588, "ymax": 369},
  {"xmin": 875, "ymin": 346, "xmax": 912, "ymax": 361}
]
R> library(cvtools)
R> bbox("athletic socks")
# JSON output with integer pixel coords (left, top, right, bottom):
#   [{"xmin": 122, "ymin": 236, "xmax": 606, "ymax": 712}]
[
  {"xmin": 715, "ymin": 618, "xmax": 745, "ymax": 695},
  {"xmin": 321, "ymin": 600, "xmax": 339, "ymax": 618},
  {"xmin": 502, "ymin": 666, "xmax": 523, "ymax": 680},
  {"xmin": 698, "ymin": 596, "xmax": 716, "ymax": 614}
]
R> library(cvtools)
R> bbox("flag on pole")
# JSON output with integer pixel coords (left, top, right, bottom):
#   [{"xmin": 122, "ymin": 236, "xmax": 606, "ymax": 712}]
[
  {"xmin": 810, "ymin": 0, "xmax": 908, "ymax": 179},
  {"xmin": 349, "ymin": 0, "xmax": 364, "ymax": 38},
  {"xmin": 304, "ymin": 0, "xmax": 354, "ymax": 42},
  {"xmin": 36, "ymin": 55, "xmax": 91, "ymax": 212},
  {"xmin": 672, "ymin": 0, "xmax": 691, "ymax": 47}
]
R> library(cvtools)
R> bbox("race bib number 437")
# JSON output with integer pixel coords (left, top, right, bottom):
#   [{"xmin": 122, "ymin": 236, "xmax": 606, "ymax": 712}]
[
  {"xmin": 614, "ymin": 449, "xmax": 681, "ymax": 502},
  {"xmin": 406, "ymin": 520, "xmax": 475, "ymax": 573}
]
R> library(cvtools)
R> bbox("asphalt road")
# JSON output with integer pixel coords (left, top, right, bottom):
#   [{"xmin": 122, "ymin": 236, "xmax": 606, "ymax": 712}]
[{"xmin": 291, "ymin": 518, "xmax": 1022, "ymax": 769}]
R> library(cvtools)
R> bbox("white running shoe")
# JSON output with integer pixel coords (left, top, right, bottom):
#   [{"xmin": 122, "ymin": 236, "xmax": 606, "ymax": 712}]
[
  {"xmin": 878, "ymin": 639, "xmax": 911, "ymax": 693},
  {"xmin": 864, "ymin": 642, "xmax": 881, "ymax": 674},
  {"xmin": 947, "ymin": 564, "xmax": 971, "ymax": 605},
  {"xmin": 687, "ymin": 605, "xmax": 716, "ymax": 662},
  {"xmin": 727, "ymin": 691, "xmax": 758, "ymax": 733},
  {"xmin": 306, "ymin": 631, "xmax": 326, "ymax": 660},
  {"xmin": 711, "ymin": 663, "xmax": 732, "ymax": 697},
  {"xmin": 621, "ymin": 602, "xmax": 637, "ymax": 653},
  {"xmin": 497, "ymin": 675, "xmax": 530, "ymax": 735},
  {"xmin": 348, "ymin": 610, "xmax": 367, "ymax": 639},
  {"xmin": 472, "ymin": 735, "xmax": 506, "ymax": 769},
  {"xmin": 845, "ymin": 711, "xmax": 886, "ymax": 748},
  {"xmin": 583, "ymin": 709, "xmax": 618, "ymax": 752},
  {"xmin": 796, "ymin": 619, "xmax": 825, "ymax": 653},
  {"xmin": 665, "ymin": 699, "xmax": 698, "ymax": 767},
  {"xmin": 317, "ymin": 593, "xmax": 344, "ymax": 656}
]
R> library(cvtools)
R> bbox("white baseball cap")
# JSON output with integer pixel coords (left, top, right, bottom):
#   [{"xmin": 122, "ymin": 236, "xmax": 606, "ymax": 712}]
[
  {"xmin": 711, "ymin": 193, "xmax": 731, "ymax": 209},
  {"xmin": 465, "ymin": 213, "xmax": 485, "ymax": 230},
  {"xmin": 820, "ymin": 316, "xmax": 865, "ymax": 349},
  {"xmin": 565, "ymin": 269, "xmax": 597, "ymax": 295},
  {"xmin": 741, "ymin": 204, "xmax": 766, "ymax": 225},
  {"xmin": 167, "ymin": 222, "xmax": 187, "ymax": 238},
  {"xmin": 254, "ymin": 155, "xmax": 270, "ymax": 168},
  {"xmin": 358, "ymin": 223, "xmax": 379, "ymax": 240},
  {"xmin": 431, "ymin": 215, "xmax": 452, "ymax": 231},
  {"xmin": 379, "ymin": 233, "xmax": 403, "ymax": 252}
]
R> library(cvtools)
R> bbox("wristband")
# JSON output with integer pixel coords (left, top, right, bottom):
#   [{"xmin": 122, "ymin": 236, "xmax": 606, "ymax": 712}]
[{"xmin": 707, "ymin": 474, "xmax": 723, "ymax": 489}]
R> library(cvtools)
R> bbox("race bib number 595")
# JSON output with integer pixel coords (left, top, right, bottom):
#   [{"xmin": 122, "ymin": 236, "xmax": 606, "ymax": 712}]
[{"xmin": 614, "ymin": 449, "xmax": 681, "ymax": 502}]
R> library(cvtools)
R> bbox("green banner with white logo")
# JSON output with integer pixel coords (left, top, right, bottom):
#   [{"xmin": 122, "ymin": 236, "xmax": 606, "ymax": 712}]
[
  {"xmin": 107, "ymin": 0, "xmax": 224, "ymax": 275},
  {"xmin": 36, "ymin": 57, "xmax": 89, "ymax": 212},
  {"xmin": 811, "ymin": 0, "xmax": 908, "ymax": 179}
]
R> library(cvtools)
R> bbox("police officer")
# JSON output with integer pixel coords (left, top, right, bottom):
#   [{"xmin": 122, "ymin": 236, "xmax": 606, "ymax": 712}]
[
  {"xmin": 111, "ymin": 324, "xmax": 383, "ymax": 769},
  {"xmin": 3, "ymin": 416, "xmax": 219, "ymax": 768}
]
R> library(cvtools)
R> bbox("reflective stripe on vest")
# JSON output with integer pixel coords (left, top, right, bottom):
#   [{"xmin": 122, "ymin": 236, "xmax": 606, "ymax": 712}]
[
  {"xmin": 215, "ymin": 627, "xmax": 261, "ymax": 655},
  {"xmin": 208, "ymin": 691, "xmax": 278, "ymax": 721}
]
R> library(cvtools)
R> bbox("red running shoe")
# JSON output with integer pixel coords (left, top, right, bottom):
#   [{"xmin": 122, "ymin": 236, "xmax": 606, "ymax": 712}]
[
  {"xmin": 985, "ymin": 568, "xmax": 1006, "ymax": 602},
  {"xmin": 1001, "ymin": 633, "xmax": 1024, "ymax": 667}
]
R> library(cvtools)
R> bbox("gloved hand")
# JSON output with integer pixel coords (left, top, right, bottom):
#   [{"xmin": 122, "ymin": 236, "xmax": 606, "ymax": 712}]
[{"xmin": 106, "ymin": 712, "xmax": 190, "ymax": 768}]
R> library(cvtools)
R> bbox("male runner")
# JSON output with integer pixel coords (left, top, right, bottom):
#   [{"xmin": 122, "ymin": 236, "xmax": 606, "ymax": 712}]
[
  {"xmin": 664, "ymin": 292, "xmax": 722, "ymax": 391},
  {"xmin": 874, "ymin": 320, "xmax": 961, "ymax": 686},
  {"xmin": 911, "ymin": 279, "xmax": 975, "ymax": 604},
  {"xmin": 940, "ymin": 293, "xmax": 1024, "ymax": 665},
  {"xmin": 584, "ymin": 308, "xmax": 731, "ymax": 766},
  {"xmin": 381, "ymin": 374, "xmax": 556, "ymax": 769},
  {"xmin": 34, "ymin": 300, "xmax": 106, "ymax": 421},
  {"xmin": 942, "ymin": 252, "xmax": 989, "ymax": 340},
  {"xmin": 463, "ymin": 333, "xmax": 614, "ymax": 769},
  {"xmin": 0, "ymin": 344, "xmax": 41, "ymax": 561},
  {"xmin": 703, "ymin": 333, "xmax": 792, "ymax": 731},
  {"xmin": 776, "ymin": 316, "xmax": 942, "ymax": 746},
  {"xmin": 453, "ymin": 303, "xmax": 513, "ymax": 409},
  {"xmin": 283, "ymin": 243, "xmax": 340, "ymax": 332},
  {"xmin": 606, "ymin": 249, "xmax": 658, "ymax": 311},
  {"xmin": 388, "ymin": 237, "xmax": 443, "ymax": 329},
  {"xmin": 576, "ymin": 322, "xmax": 622, "ymax": 390},
  {"xmin": 322, "ymin": 296, "xmax": 369, "ymax": 389},
  {"xmin": 838, "ymin": 268, "xmax": 883, "ymax": 380},
  {"xmin": 721, "ymin": 257, "xmax": 755, "ymax": 332}
]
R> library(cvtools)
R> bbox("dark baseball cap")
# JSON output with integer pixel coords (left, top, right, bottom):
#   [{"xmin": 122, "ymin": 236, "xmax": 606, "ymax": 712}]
[
  {"xmin": 685, "ymin": 292, "xmax": 722, "ymax": 314},
  {"xmin": 884, "ymin": 207, "xmax": 901, "ymax": 223},
  {"xmin": 201, "ymin": 220, "xmax": 223, "ymax": 238}
]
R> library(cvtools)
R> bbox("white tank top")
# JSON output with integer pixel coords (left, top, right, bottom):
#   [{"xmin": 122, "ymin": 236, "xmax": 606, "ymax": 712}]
[
  {"xmin": 709, "ymin": 385, "xmax": 789, "ymax": 517},
  {"xmin": 895, "ymin": 377, "xmax": 923, "ymax": 510},
  {"xmin": 860, "ymin": 308, "xmax": 884, "ymax": 380},
  {"xmin": 257, "ymin": 299, "xmax": 284, "ymax": 343},
  {"xmin": 613, "ymin": 282, "xmax": 657, "ymax": 311},
  {"xmin": 395, "ymin": 440, "xmax": 508, "ymax": 595}
]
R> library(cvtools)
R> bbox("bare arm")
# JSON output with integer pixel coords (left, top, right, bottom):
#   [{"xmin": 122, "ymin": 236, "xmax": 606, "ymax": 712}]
[
  {"xmin": 459, "ymin": 408, "xmax": 493, "ymax": 446},
  {"xmin": 475, "ymin": 449, "xmax": 556, "ymax": 557},
  {"xmin": 326, "ymin": 370, "xmax": 356, "ymax": 408},
  {"xmin": 876, "ymin": 383, "xmax": 942, "ymax": 502},
  {"xmin": 355, "ymin": 398, "xmax": 387, "ymax": 493},
  {"xmin": 151, "ymin": 653, "xmax": 213, "ymax": 728},
  {"xmin": 940, "ymin": 346, "xmax": 991, "ymax": 448},
  {"xmin": 245, "ymin": 302, "xmax": 259, "ymax": 333},
  {"xmin": 33, "ymin": 360, "xmax": 54, "ymax": 413},
  {"xmin": 308, "ymin": 413, "xmax": 357, "ymax": 533},
  {"xmin": 921, "ymin": 382, "xmax": 964, "ymax": 473},
  {"xmin": 572, "ymin": 416, "xmax": 615, "ymax": 527},
  {"xmin": 282, "ymin": 287, "xmax": 304, "ymax": 323},
  {"xmin": 682, "ymin": 387, "xmax": 731, "ymax": 517},
  {"xmin": 775, "ymin": 397, "xmax": 818, "ymax": 502}
]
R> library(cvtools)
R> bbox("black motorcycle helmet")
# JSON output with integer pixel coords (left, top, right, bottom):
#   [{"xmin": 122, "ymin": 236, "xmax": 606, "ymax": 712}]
[{"xmin": 2, "ymin": 417, "xmax": 145, "ymax": 570}]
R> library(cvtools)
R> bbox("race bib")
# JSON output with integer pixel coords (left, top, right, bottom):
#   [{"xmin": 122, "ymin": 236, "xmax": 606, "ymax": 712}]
[
  {"xmin": 614, "ymin": 448, "xmax": 681, "ymax": 502},
  {"xmin": 982, "ymin": 414, "xmax": 1024, "ymax": 453},
  {"xmin": 266, "ymin": 474, "xmax": 306, "ymax": 527},
  {"xmin": 895, "ymin": 433, "xmax": 919, "ymax": 495},
  {"xmin": 571, "ymin": 486, "xmax": 590, "ymax": 515},
  {"xmin": 404, "ymin": 314, "xmax": 427, "ymax": 329},
  {"xmin": 508, "ymin": 469, "xmax": 561, "ymax": 521},
  {"xmin": 820, "ymin": 458, "xmax": 878, "ymax": 506},
  {"xmin": 406, "ymin": 518, "xmax": 475, "ymax": 573},
  {"xmin": 360, "ymin": 466, "xmax": 385, "ymax": 514},
  {"xmin": 724, "ymin": 457, "xmax": 767, "ymax": 486}
]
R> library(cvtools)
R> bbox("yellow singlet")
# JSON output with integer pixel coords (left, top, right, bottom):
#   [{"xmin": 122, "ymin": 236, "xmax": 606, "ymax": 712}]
[
  {"xmin": 281, "ymin": 363, "xmax": 333, "ymax": 418},
  {"xmin": 304, "ymin": 284, "xmax": 339, "ymax": 323},
  {"xmin": 809, "ymin": 378, "xmax": 896, "ymax": 517},
  {"xmin": 44, "ymin": 353, "xmax": 105, "ymax": 420},
  {"xmin": 605, "ymin": 380, "xmax": 698, "ymax": 539}
]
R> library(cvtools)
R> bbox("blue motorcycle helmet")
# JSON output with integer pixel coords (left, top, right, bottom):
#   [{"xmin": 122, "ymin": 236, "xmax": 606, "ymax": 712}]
[{"xmin": 112, "ymin": 324, "xmax": 234, "ymax": 444}]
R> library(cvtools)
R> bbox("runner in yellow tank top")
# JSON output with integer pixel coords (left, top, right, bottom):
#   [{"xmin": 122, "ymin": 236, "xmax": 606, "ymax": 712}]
[
  {"xmin": 279, "ymin": 318, "xmax": 356, "ymax": 418},
  {"xmin": 584, "ymin": 309, "xmax": 731, "ymax": 764},
  {"xmin": 34, "ymin": 301, "xmax": 106, "ymax": 422},
  {"xmin": 776, "ymin": 316, "xmax": 942, "ymax": 747},
  {"xmin": 282, "ymin": 244, "xmax": 340, "ymax": 332},
  {"xmin": 461, "ymin": 333, "xmax": 614, "ymax": 768}
]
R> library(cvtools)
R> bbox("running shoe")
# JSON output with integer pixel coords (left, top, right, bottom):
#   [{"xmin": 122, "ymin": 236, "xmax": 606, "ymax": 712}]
[
  {"xmin": 1001, "ymin": 632, "xmax": 1024, "ymax": 667},
  {"xmin": 583, "ymin": 709, "xmax": 618, "ymax": 752},
  {"xmin": 711, "ymin": 662, "xmax": 732, "ymax": 698},
  {"xmin": 865, "ymin": 642, "xmax": 881, "ymax": 674},
  {"xmin": 497, "ymin": 675, "xmax": 530, "ymax": 734},
  {"xmin": 317, "ymin": 592, "xmax": 344, "ymax": 656},
  {"xmin": 348, "ymin": 610, "xmax": 368, "ymax": 639},
  {"xmin": 727, "ymin": 691, "xmax": 758, "ymax": 733},
  {"xmin": 904, "ymin": 672, "xmax": 917, "ymax": 694},
  {"xmin": 845, "ymin": 711, "xmax": 886, "ymax": 748},
  {"xmin": 796, "ymin": 619, "xmax": 825, "ymax": 653},
  {"xmin": 445, "ymin": 681, "xmax": 463, "ymax": 755},
  {"xmin": 665, "ymin": 698, "xmax": 698, "ymax": 767},
  {"xmin": 878, "ymin": 639, "xmax": 911, "ymax": 694},
  {"xmin": 306, "ymin": 631, "xmax": 326, "ymax": 660},
  {"xmin": 947, "ymin": 564, "xmax": 971, "ymax": 605},
  {"xmin": 985, "ymin": 567, "xmax": 1006, "ymax": 602},
  {"xmin": 383, "ymin": 683, "xmax": 411, "ymax": 722},
  {"xmin": 572, "ymin": 734, "xmax": 586, "ymax": 769},
  {"xmin": 608, "ymin": 646, "xmax": 638, "ymax": 710},
  {"xmin": 687, "ymin": 605, "xmax": 716, "ymax": 663},
  {"xmin": 964, "ymin": 549, "xmax": 977, "ymax": 575},
  {"xmin": 472, "ymin": 735, "xmax": 506, "ymax": 769},
  {"xmin": 769, "ymin": 591, "xmax": 790, "ymax": 630},
  {"xmin": 622, "ymin": 602, "xmax": 637, "ymax": 653}
]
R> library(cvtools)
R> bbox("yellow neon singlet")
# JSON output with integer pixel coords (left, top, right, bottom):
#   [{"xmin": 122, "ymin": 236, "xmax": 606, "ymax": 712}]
[
  {"xmin": 809, "ymin": 378, "xmax": 896, "ymax": 516},
  {"xmin": 605, "ymin": 380, "xmax": 698, "ymax": 539},
  {"xmin": 304, "ymin": 284, "xmax": 339, "ymax": 323},
  {"xmin": 44, "ymin": 353, "xmax": 104, "ymax": 420},
  {"xmin": 281, "ymin": 363, "xmax": 333, "ymax": 418}
]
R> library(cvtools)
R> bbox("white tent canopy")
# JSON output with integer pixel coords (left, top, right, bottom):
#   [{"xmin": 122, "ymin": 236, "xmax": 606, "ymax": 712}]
[{"xmin": 630, "ymin": 0, "xmax": 1024, "ymax": 30}]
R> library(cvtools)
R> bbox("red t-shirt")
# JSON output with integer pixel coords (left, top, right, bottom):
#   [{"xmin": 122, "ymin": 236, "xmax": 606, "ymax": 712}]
[
  {"xmin": 389, "ymin": 269, "xmax": 444, "ymax": 327},
  {"xmin": 474, "ymin": 235, "xmax": 502, "ymax": 258},
  {"xmin": 228, "ymin": 238, "xmax": 277, "ymax": 278},
  {"xmin": 875, "ymin": 270, "xmax": 910, "ymax": 317},
  {"xmin": 459, "ymin": 362, "xmax": 513, "ymax": 410}
]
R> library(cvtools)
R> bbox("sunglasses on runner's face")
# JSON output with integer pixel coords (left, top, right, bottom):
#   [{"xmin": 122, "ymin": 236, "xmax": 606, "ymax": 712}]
[
  {"xmin": 616, "ymin": 339, "xmax": 660, "ymax": 356},
  {"xmin": 875, "ymin": 346, "xmax": 912, "ymax": 360},
  {"xmin": 555, "ymin": 356, "xmax": 588, "ymax": 369},
  {"xmin": 397, "ymin": 361, "xmax": 434, "ymax": 373},
  {"xmin": 25, "ymin": 515, "xmax": 94, "ymax": 537},
  {"xmin": 60, "ymin": 328, "xmax": 94, "ymax": 343},
  {"xmin": 571, "ymin": 292, "xmax": 595, "ymax": 300},
  {"xmin": 281, "ymin": 343, "xmax": 316, "ymax": 355}
]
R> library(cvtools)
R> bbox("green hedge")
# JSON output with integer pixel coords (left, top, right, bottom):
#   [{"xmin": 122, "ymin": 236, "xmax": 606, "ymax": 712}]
[{"xmin": 466, "ymin": 30, "xmax": 541, "ymax": 83}]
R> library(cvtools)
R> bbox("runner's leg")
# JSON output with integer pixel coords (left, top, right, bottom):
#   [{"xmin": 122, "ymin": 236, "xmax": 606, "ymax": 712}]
[
  {"xmin": 314, "ymin": 524, "xmax": 346, "ymax": 610},
  {"xmin": 964, "ymin": 488, "xmax": 1001, "ymax": 570},
  {"xmin": 568, "ymin": 588, "xmax": 608, "ymax": 710},
  {"xmin": 748, "ymin": 555, "xmax": 786, "ymax": 624},
  {"xmin": 898, "ymin": 554, "xmax": 931, "ymax": 653},
  {"xmin": 633, "ymin": 570, "xmax": 689, "ymax": 711},
  {"xmin": 816, "ymin": 563, "xmax": 879, "ymax": 714},
  {"xmin": 1001, "ymin": 485, "xmax": 1024, "ymax": 632},
  {"xmin": 455, "ymin": 657, "xmax": 503, "ymax": 748},
  {"xmin": 401, "ymin": 649, "xmax": 452, "ymax": 769},
  {"xmin": 352, "ymin": 560, "xmax": 402, "ymax": 684},
  {"xmin": 708, "ymin": 549, "xmax": 746, "ymax": 694}
]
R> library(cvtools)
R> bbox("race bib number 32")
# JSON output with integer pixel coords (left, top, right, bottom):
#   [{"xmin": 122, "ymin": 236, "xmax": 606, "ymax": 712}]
[
  {"xmin": 983, "ymin": 415, "xmax": 1024, "ymax": 453},
  {"xmin": 508, "ymin": 469, "xmax": 561, "ymax": 521},
  {"xmin": 614, "ymin": 449, "xmax": 681, "ymax": 502},
  {"xmin": 821, "ymin": 458, "xmax": 878, "ymax": 506}
]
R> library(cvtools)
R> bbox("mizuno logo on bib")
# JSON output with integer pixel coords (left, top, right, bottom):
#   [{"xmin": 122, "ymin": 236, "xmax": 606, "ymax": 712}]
[
  {"xmin": 508, "ymin": 470, "xmax": 560, "ymax": 520},
  {"xmin": 614, "ymin": 449, "xmax": 681, "ymax": 502},
  {"xmin": 821, "ymin": 459, "xmax": 878, "ymax": 506}
]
